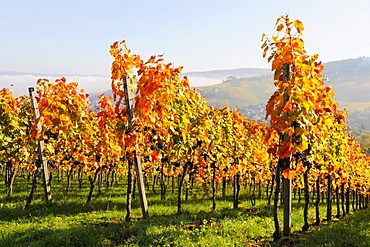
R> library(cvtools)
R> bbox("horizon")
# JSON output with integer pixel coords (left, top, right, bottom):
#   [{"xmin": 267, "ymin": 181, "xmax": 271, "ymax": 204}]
[{"xmin": 1, "ymin": 55, "xmax": 369, "ymax": 97}]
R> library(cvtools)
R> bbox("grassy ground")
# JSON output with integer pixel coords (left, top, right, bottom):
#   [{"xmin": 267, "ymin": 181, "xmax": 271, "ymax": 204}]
[{"xmin": 0, "ymin": 175, "xmax": 369, "ymax": 246}]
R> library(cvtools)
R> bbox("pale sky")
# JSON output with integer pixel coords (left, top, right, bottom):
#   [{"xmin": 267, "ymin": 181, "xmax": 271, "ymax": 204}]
[{"xmin": 1, "ymin": 0, "xmax": 370, "ymax": 93}]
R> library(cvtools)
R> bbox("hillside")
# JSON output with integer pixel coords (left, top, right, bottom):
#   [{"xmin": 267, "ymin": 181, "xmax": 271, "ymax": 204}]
[
  {"xmin": 323, "ymin": 57, "xmax": 370, "ymax": 109},
  {"xmin": 196, "ymin": 57, "xmax": 370, "ymax": 112},
  {"xmin": 197, "ymin": 75, "xmax": 274, "ymax": 108}
]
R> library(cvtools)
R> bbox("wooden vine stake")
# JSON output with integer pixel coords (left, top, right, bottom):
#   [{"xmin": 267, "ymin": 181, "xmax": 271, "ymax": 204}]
[
  {"xmin": 281, "ymin": 64, "xmax": 292, "ymax": 237},
  {"xmin": 122, "ymin": 75, "xmax": 149, "ymax": 219},
  {"xmin": 28, "ymin": 87, "xmax": 52, "ymax": 202}
]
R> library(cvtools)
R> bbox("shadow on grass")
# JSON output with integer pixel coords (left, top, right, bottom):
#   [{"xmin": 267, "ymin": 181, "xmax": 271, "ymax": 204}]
[
  {"xmin": 0, "ymin": 188, "xmax": 277, "ymax": 224},
  {"xmin": 0, "ymin": 199, "xmax": 127, "ymax": 222},
  {"xmin": 260, "ymin": 207, "xmax": 370, "ymax": 247},
  {"xmin": 142, "ymin": 197, "xmax": 275, "ymax": 224},
  {"xmin": 0, "ymin": 221, "xmax": 125, "ymax": 247},
  {"xmin": 295, "ymin": 207, "xmax": 370, "ymax": 247},
  {"xmin": 1, "ymin": 218, "xmax": 186, "ymax": 247}
]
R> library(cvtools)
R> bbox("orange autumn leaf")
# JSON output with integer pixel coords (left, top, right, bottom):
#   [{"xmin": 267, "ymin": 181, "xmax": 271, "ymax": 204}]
[
  {"xmin": 283, "ymin": 168, "xmax": 296, "ymax": 179},
  {"xmin": 28, "ymin": 166, "xmax": 35, "ymax": 173},
  {"xmin": 276, "ymin": 23, "xmax": 284, "ymax": 32},
  {"xmin": 295, "ymin": 161, "xmax": 305, "ymax": 174},
  {"xmin": 43, "ymin": 116, "xmax": 52, "ymax": 125},
  {"xmin": 124, "ymin": 134, "xmax": 136, "ymax": 147},
  {"xmin": 78, "ymin": 154, "xmax": 87, "ymax": 163},
  {"xmin": 279, "ymin": 141, "xmax": 292, "ymax": 159},
  {"xmin": 271, "ymin": 59, "xmax": 282, "ymax": 71},
  {"xmin": 173, "ymin": 114, "xmax": 179, "ymax": 123},
  {"xmin": 261, "ymin": 33, "xmax": 266, "ymax": 42},
  {"xmin": 283, "ymin": 100, "xmax": 292, "ymax": 112},
  {"xmin": 151, "ymin": 150, "xmax": 160, "ymax": 162}
]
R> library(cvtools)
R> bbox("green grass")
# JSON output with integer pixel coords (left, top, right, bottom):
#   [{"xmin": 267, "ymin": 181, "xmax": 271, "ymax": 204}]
[{"xmin": 0, "ymin": 175, "xmax": 369, "ymax": 246}]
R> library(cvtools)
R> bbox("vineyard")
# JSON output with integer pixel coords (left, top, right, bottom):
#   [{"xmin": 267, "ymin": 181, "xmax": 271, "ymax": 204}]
[{"xmin": 1, "ymin": 15, "xmax": 370, "ymax": 246}]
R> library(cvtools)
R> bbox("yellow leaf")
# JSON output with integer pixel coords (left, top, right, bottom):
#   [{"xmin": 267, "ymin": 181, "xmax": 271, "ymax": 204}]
[
  {"xmin": 324, "ymin": 118, "xmax": 332, "ymax": 127},
  {"xmin": 59, "ymin": 104, "xmax": 67, "ymax": 112},
  {"xmin": 300, "ymin": 137, "xmax": 308, "ymax": 151},
  {"xmin": 9, "ymin": 120, "xmax": 19, "ymax": 128},
  {"xmin": 45, "ymin": 143, "xmax": 55, "ymax": 154},
  {"xmin": 294, "ymin": 19, "xmax": 304, "ymax": 34},
  {"xmin": 59, "ymin": 114, "xmax": 70, "ymax": 125}
]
